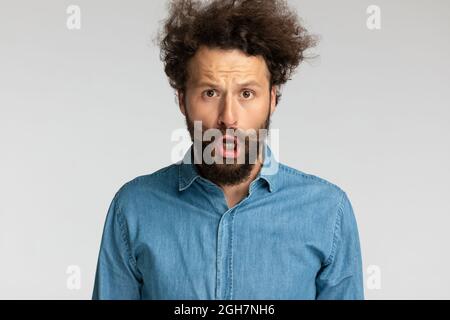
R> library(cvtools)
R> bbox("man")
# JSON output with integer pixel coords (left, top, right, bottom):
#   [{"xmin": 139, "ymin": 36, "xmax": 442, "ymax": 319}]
[{"xmin": 93, "ymin": 0, "xmax": 364, "ymax": 300}]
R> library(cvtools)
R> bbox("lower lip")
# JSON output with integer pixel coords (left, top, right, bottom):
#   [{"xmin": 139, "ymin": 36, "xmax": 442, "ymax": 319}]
[{"xmin": 216, "ymin": 140, "xmax": 240, "ymax": 159}]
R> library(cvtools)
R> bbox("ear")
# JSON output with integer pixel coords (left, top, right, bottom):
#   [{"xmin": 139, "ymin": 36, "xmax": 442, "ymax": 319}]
[
  {"xmin": 177, "ymin": 89, "xmax": 186, "ymax": 116},
  {"xmin": 270, "ymin": 85, "xmax": 278, "ymax": 115}
]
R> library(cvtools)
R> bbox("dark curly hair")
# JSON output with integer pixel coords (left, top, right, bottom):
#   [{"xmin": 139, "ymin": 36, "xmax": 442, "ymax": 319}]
[{"xmin": 157, "ymin": 0, "xmax": 319, "ymax": 106}]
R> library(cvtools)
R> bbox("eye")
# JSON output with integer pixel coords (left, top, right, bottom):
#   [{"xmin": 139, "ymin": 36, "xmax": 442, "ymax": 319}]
[
  {"xmin": 203, "ymin": 89, "xmax": 218, "ymax": 98},
  {"xmin": 241, "ymin": 90, "xmax": 255, "ymax": 99}
]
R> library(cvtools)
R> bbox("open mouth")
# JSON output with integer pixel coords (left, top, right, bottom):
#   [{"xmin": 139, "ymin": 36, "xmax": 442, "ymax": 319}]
[{"xmin": 217, "ymin": 135, "xmax": 239, "ymax": 159}]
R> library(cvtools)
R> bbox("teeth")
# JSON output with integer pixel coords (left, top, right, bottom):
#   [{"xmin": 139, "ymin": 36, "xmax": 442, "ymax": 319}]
[{"xmin": 224, "ymin": 142, "xmax": 235, "ymax": 150}]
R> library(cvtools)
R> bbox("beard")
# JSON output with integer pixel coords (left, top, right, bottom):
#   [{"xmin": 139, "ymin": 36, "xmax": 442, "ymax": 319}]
[{"xmin": 184, "ymin": 110, "xmax": 272, "ymax": 187}]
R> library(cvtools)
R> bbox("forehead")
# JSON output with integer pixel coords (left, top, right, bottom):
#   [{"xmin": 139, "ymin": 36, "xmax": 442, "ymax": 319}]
[{"xmin": 187, "ymin": 46, "xmax": 270, "ymax": 84}]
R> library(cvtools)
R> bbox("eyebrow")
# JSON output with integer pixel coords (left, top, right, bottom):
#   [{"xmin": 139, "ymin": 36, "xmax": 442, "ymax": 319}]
[{"xmin": 194, "ymin": 80, "xmax": 263, "ymax": 89}]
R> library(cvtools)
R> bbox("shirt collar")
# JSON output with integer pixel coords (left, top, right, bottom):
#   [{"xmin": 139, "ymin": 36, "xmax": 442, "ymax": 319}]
[{"xmin": 178, "ymin": 142, "xmax": 279, "ymax": 193}]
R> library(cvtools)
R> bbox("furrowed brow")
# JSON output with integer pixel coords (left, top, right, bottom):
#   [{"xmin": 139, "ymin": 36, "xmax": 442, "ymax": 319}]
[
  {"xmin": 237, "ymin": 81, "xmax": 263, "ymax": 89},
  {"xmin": 194, "ymin": 80, "xmax": 263, "ymax": 89}
]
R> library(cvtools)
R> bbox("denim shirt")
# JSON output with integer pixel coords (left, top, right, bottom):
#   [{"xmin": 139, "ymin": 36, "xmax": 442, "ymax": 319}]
[{"xmin": 92, "ymin": 143, "xmax": 364, "ymax": 300}]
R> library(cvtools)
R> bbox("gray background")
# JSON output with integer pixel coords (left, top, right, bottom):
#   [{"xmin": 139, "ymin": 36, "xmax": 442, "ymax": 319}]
[{"xmin": 1, "ymin": 0, "xmax": 449, "ymax": 299}]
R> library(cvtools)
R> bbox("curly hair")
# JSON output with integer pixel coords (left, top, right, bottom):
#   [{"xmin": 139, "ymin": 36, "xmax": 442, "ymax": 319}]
[{"xmin": 157, "ymin": 0, "xmax": 319, "ymax": 106}]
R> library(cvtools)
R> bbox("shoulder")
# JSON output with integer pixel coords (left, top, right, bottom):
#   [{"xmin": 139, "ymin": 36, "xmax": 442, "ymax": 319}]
[
  {"xmin": 275, "ymin": 162, "xmax": 355, "ymax": 224},
  {"xmin": 112, "ymin": 163, "xmax": 179, "ymax": 210},
  {"xmin": 276, "ymin": 163, "xmax": 359, "ymax": 260},
  {"xmin": 277, "ymin": 162, "xmax": 346, "ymax": 200}
]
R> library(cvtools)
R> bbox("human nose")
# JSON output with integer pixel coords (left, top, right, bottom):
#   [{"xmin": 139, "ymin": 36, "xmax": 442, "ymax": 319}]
[{"xmin": 217, "ymin": 91, "xmax": 238, "ymax": 128}]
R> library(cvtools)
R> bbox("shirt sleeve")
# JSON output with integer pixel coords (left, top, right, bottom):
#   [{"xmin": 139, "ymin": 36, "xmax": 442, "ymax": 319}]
[
  {"xmin": 92, "ymin": 192, "xmax": 142, "ymax": 300},
  {"xmin": 315, "ymin": 191, "xmax": 364, "ymax": 300}
]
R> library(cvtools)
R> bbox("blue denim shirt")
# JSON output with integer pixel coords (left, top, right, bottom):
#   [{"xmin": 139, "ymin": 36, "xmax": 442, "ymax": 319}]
[{"xmin": 92, "ymin": 144, "xmax": 364, "ymax": 300}]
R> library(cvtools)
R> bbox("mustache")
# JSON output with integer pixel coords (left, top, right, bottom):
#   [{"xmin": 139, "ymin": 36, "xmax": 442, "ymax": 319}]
[
  {"xmin": 192, "ymin": 126, "xmax": 267, "ymax": 143},
  {"xmin": 184, "ymin": 113, "xmax": 272, "ymax": 146}
]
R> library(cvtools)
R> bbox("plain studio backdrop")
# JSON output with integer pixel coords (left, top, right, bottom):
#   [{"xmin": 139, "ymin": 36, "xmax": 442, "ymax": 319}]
[{"xmin": 1, "ymin": 0, "xmax": 449, "ymax": 299}]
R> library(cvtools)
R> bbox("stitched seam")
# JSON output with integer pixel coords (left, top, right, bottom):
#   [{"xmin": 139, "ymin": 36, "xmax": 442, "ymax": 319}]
[
  {"xmin": 115, "ymin": 196, "xmax": 138, "ymax": 270},
  {"xmin": 229, "ymin": 212, "xmax": 235, "ymax": 300},
  {"xmin": 179, "ymin": 164, "xmax": 200, "ymax": 190},
  {"xmin": 119, "ymin": 165, "xmax": 175, "ymax": 192},
  {"xmin": 324, "ymin": 191, "xmax": 345, "ymax": 266},
  {"xmin": 316, "ymin": 272, "xmax": 354, "ymax": 287},
  {"xmin": 279, "ymin": 163, "xmax": 342, "ymax": 192},
  {"xmin": 216, "ymin": 219, "xmax": 223, "ymax": 299}
]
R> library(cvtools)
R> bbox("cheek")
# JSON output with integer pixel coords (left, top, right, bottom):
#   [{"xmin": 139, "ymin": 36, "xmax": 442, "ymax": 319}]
[
  {"xmin": 240, "ymin": 99, "xmax": 270, "ymax": 128},
  {"xmin": 186, "ymin": 97, "xmax": 219, "ymax": 126}
]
